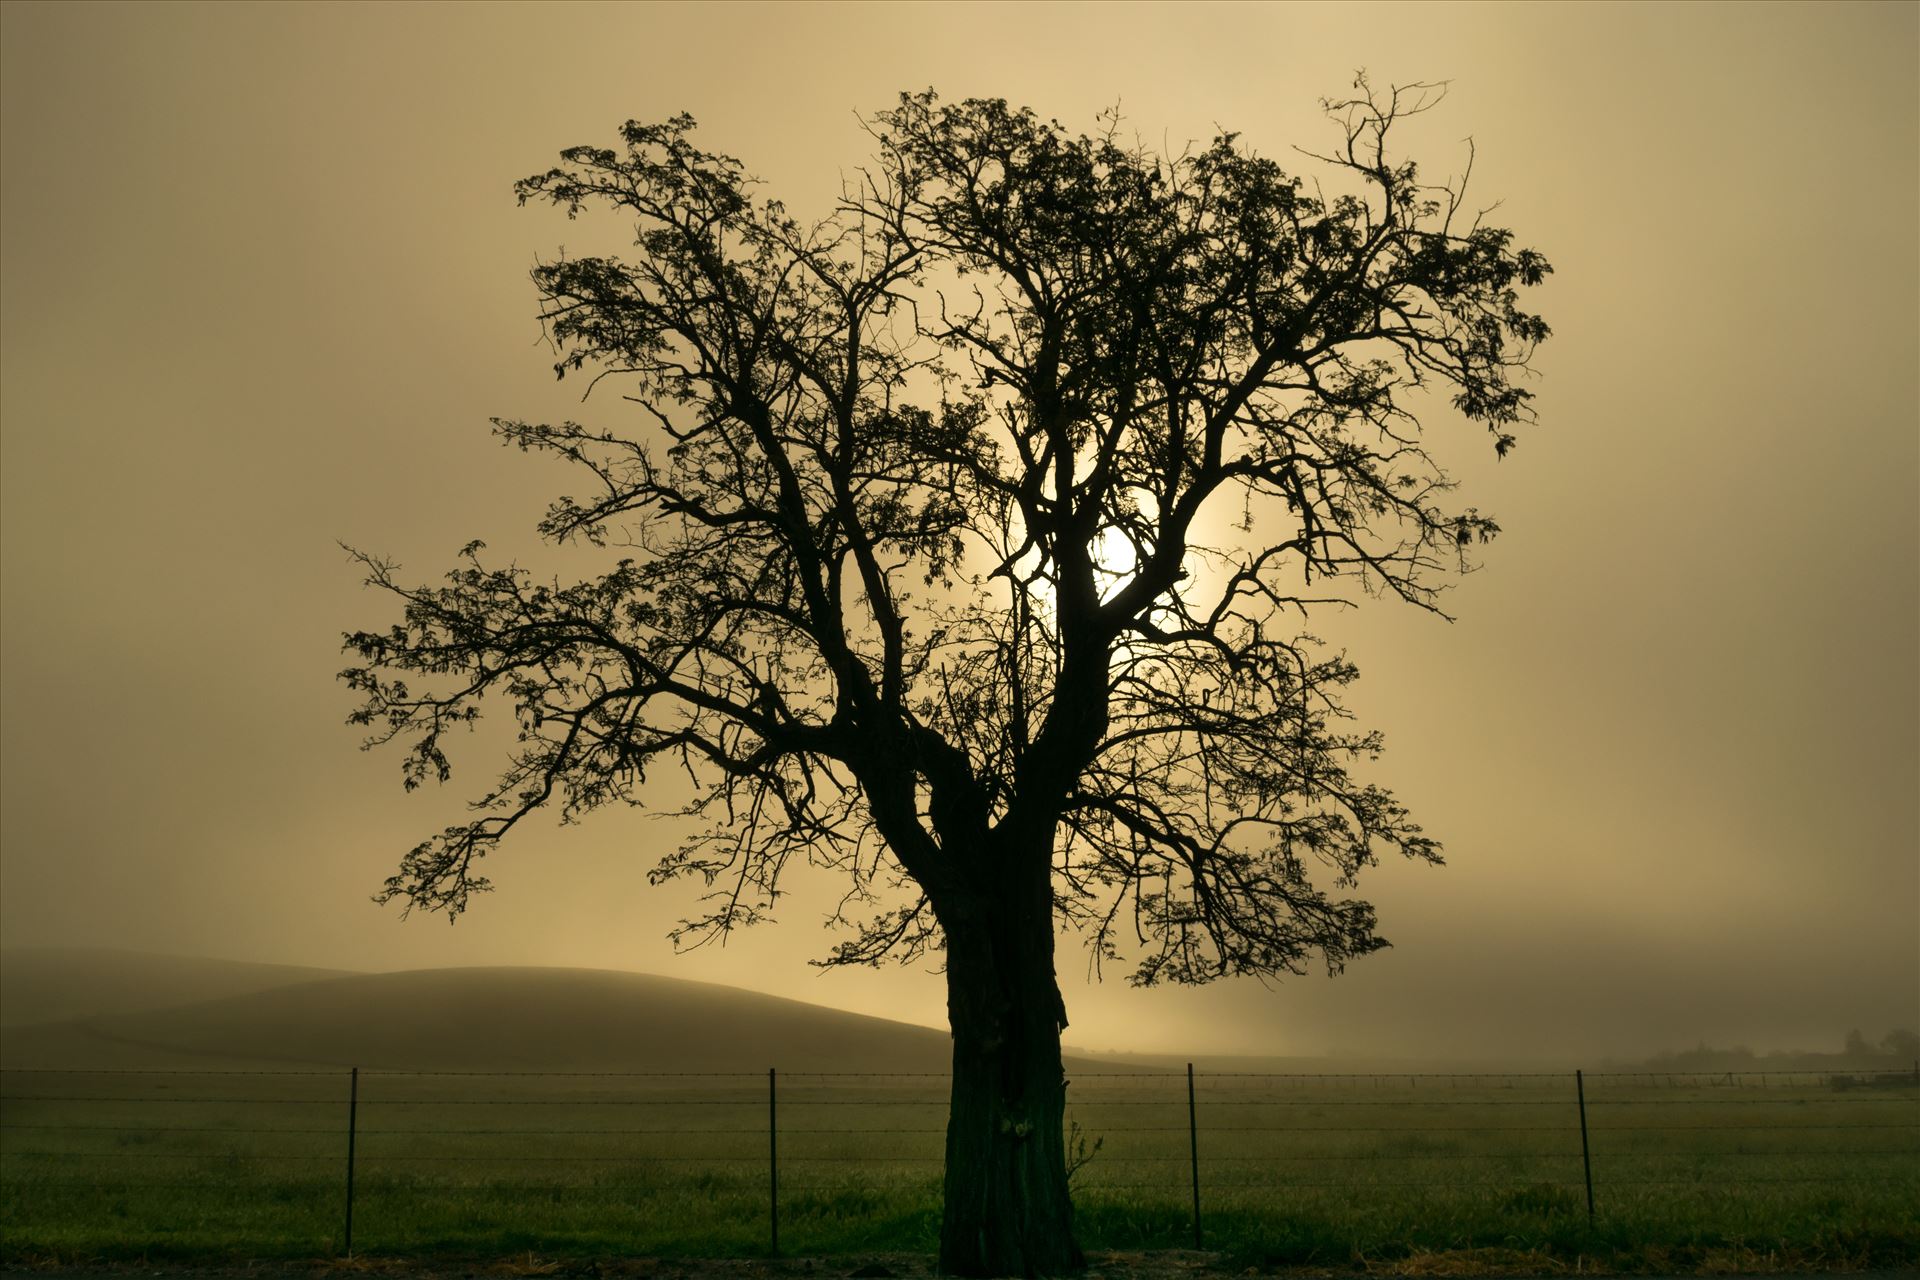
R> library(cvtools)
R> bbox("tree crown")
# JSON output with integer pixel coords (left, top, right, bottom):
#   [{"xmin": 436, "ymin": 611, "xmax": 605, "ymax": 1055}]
[{"xmin": 343, "ymin": 81, "xmax": 1550, "ymax": 986}]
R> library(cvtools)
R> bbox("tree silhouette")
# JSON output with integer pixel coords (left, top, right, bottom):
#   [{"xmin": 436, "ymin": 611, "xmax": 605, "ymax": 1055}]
[{"xmin": 343, "ymin": 81, "xmax": 1549, "ymax": 1275}]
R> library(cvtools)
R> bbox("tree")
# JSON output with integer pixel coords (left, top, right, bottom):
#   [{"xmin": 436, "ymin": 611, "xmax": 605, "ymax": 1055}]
[
  {"xmin": 342, "ymin": 81, "xmax": 1549, "ymax": 1276},
  {"xmin": 1881, "ymin": 1029, "xmax": 1920, "ymax": 1062}
]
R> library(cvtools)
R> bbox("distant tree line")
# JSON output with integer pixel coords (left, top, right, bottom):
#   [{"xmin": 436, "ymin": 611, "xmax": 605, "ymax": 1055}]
[{"xmin": 1617, "ymin": 1028, "xmax": 1919, "ymax": 1074}]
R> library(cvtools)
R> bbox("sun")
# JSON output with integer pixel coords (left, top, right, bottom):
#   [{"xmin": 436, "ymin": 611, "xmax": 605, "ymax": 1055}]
[{"xmin": 1089, "ymin": 524, "xmax": 1139, "ymax": 598}]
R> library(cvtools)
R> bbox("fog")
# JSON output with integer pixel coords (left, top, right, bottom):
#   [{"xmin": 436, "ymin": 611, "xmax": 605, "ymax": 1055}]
[{"xmin": 2, "ymin": 1, "xmax": 1914, "ymax": 1063}]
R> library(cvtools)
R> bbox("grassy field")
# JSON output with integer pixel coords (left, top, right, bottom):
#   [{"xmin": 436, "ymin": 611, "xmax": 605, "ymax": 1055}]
[{"xmin": 2, "ymin": 1067, "xmax": 1915, "ymax": 1270}]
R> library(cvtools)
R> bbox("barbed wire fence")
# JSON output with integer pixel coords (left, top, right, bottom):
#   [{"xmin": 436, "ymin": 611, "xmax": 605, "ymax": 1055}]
[{"xmin": 2, "ymin": 1064, "xmax": 1915, "ymax": 1255}]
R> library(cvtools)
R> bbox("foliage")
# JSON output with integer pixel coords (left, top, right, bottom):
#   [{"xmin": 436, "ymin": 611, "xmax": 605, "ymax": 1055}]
[{"xmin": 341, "ymin": 80, "xmax": 1550, "ymax": 987}]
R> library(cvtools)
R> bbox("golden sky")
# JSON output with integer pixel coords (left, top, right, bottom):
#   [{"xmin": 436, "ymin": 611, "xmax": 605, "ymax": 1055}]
[{"xmin": 2, "ymin": 1, "xmax": 1914, "ymax": 1060}]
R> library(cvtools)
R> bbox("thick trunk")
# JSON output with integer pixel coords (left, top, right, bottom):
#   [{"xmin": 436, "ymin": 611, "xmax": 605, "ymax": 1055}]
[{"xmin": 937, "ymin": 874, "xmax": 1084, "ymax": 1277}]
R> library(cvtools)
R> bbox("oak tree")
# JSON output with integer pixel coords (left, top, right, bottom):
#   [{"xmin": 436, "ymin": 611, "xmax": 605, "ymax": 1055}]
[{"xmin": 343, "ymin": 81, "xmax": 1550, "ymax": 1276}]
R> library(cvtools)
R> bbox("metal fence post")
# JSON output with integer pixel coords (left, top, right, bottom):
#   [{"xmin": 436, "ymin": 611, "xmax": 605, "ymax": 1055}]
[
  {"xmin": 1575, "ymin": 1069, "xmax": 1594, "ymax": 1228},
  {"xmin": 1187, "ymin": 1062, "xmax": 1202, "ymax": 1249},
  {"xmin": 343, "ymin": 1066, "xmax": 359, "ymax": 1255},
  {"xmin": 768, "ymin": 1067, "xmax": 779, "ymax": 1257}
]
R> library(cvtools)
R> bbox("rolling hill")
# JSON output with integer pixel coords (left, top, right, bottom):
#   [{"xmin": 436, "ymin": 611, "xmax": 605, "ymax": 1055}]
[{"xmin": 0, "ymin": 957, "xmax": 1016, "ymax": 1074}]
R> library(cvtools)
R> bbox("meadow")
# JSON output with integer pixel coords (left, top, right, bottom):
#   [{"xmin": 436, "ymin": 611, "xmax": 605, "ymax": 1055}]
[{"xmin": 3, "ymin": 1065, "xmax": 1915, "ymax": 1271}]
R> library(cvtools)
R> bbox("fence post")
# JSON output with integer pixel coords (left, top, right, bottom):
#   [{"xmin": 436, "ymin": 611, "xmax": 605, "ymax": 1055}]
[
  {"xmin": 343, "ymin": 1065, "xmax": 359, "ymax": 1256},
  {"xmin": 1186, "ymin": 1062, "xmax": 1202, "ymax": 1250},
  {"xmin": 768, "ymin": 1067, "xmax": 779, "ymax": 1257},
  {"xmin": 1575, "ymin": 1069, "xmax": 1594, "ymax": 1228}
]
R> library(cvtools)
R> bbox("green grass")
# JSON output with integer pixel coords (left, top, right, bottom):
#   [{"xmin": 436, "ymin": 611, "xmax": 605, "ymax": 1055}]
[{"xmin": 3, "ymin": 1068, "xmax": 1915, "ymax": 1271}]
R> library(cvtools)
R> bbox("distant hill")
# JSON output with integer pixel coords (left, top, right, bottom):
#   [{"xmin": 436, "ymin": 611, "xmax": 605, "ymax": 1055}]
[
  {"xmin": 0, "ymin": 947, "xmax": 356, "ymax": 1028},
  {"xmin": 0, "ymin": 961, "xmax": 1104, "ymax": 1075}
]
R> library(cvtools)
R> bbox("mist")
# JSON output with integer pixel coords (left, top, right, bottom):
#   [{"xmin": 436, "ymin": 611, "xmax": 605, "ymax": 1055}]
[{"xmin": 2, "ymin": 1, "xmax": 1913, "ymax": 1066}]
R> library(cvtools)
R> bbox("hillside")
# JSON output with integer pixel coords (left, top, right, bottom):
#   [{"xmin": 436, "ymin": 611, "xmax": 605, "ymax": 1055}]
[
  {"xmin": 0, "ymin": 963, "xmax": 998, "ymax": 1074},
  {"xmin": 0, "ymin": 946, "xmax": 356, "ymax": 1028}
]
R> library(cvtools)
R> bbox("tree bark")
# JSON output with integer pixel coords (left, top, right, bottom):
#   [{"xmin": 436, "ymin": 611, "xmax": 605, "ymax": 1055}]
[{"xmin": 936, "ymin": 867, "xmax": 1084, "ymax": 1277}]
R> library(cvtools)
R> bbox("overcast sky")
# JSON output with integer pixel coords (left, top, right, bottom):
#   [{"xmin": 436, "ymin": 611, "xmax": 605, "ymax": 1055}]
[{"xmin": 2, "ymin": 1, "xmax": 1914, "ymax": 1062}]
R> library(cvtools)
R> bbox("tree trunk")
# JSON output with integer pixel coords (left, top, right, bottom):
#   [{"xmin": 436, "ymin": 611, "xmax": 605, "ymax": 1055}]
[{"xmin": 937, "ymin": 873, "xmax": 1084, "ymax": 1277}]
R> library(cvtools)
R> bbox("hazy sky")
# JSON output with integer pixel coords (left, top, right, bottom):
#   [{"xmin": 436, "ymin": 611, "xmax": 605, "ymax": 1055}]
[{"xmin": 2, "ymin": 1, "xmax": 1914, "ymax": 1062}]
